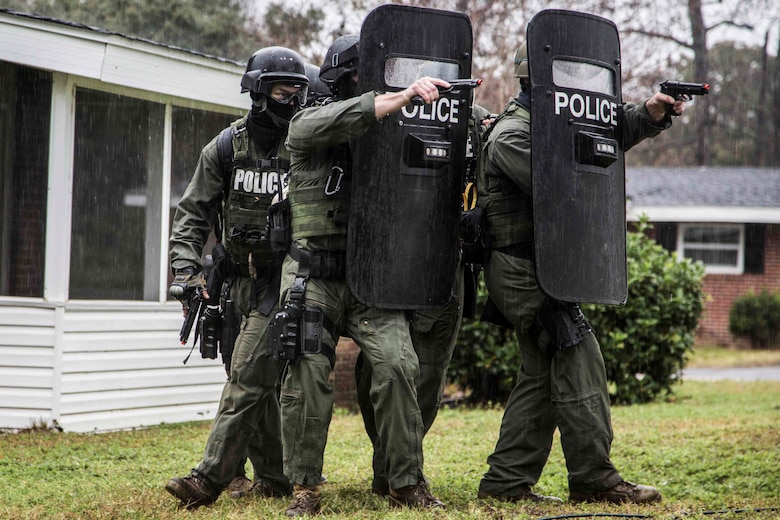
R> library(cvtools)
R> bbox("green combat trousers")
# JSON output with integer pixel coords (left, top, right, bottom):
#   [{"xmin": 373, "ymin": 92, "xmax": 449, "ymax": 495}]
[
  {"xmin": 279, "ymin": 251, "xmax": 425, "ymax": 491},
  {"xmin": 355, "ymin": 262, "xmax": 465, "ymax": 492},
  {"xmin": 478, "ymin": 251, "xmax": 623, "ymax": 495},
  {"xmin": 194, "ymin": 276, "xmax": 291, "ymax": 495}
]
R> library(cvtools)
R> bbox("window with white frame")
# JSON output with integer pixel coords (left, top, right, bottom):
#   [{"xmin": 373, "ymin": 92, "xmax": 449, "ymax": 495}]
[
  {"xmin": 68, "ymin": 88, "xmax": 236, "ymax": 300},
  {"xmin": 69, "ymin": 88, "xmax": 165, "ymax": 300},
  {"xmin": 677, "ymin": 223, "xmax": 744, "ymax": 274}
]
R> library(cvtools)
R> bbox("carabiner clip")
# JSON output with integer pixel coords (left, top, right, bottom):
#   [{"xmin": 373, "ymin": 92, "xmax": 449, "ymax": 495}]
[
  {"xmin": 325, "ymin": 166, "xmax": 344, "ymax": 196},
  {"xmin": 462, "ymin": 181, "xmax": 477, "ymax": 210}
]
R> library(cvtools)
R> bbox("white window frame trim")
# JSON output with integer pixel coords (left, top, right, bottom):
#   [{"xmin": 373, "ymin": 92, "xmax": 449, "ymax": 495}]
[
  {"xmin": 41, "ymin": 74, "xmax": 243, "ymax": 305},
  {"xmin": 676, "ymin": 222, "xmax": 745, "ymax": 275}
]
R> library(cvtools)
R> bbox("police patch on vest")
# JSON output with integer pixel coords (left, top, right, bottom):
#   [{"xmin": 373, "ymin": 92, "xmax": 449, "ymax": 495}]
[{"xmin": 232, "ymin": 167, "xmax": 282, "ymax": 196}]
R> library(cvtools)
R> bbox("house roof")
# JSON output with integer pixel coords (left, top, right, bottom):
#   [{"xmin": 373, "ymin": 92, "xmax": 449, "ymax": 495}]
[
  {"xmin": 0, "ymin": 8, "xmax": 246, "ymax": 110},
  {"xmin": 0, "ymin": 8, "xmax": 242, "ymax": 66},
  {"xmin": 626, "ymin": 166, "xmax": 780, "ymax": 224}
]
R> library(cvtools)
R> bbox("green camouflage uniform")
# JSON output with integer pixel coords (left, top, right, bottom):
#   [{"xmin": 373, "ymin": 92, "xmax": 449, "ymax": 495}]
[
  {"xmin": 169, "ymin": 114, "xmax": 291, "ymax": 495},
  {"xmin": 476, "ymin": 96, "xmax": 669, "ymax": 496}
]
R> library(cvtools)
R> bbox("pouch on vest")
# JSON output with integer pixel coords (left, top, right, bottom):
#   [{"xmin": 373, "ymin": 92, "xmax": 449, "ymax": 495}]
[
  {"xmin": 460, "ymin": 207, "xmax": 489, "ymax": 265},
  {"xmin": 267, "ymin": 197, "xmax": 291, "ymax": 253}
]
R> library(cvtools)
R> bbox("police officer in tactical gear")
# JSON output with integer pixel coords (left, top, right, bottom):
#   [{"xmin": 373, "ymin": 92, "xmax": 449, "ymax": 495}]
[
  {"xmin": 304, "ymin": 63, "xmax": 332, "ymax": 107},
  {"xmin": 276, "ymin": 34, "xmax": 450, "ymax": 516},
  {"xmin": 165, "ymin": 46, "xmax": 308, "ymax": 509},
  {"xmin": 353, "ymin": 101, "xmax": 494, "ymax": 498},
  {"xmin": 475, "ymin": 38, "xmax": 684, "ymax": 504},
  {"xmin": 318, "ymin": 33, "xmax": 359, "ymax": 99}
]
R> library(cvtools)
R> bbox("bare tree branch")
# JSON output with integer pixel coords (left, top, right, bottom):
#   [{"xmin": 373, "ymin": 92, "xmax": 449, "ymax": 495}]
[
  {"xmin": 708, "ymin": 20, "xmax": 754, "ymax": 31},
  {"xmin": 623, "ymin": 29, "xmax": 692, "ymax": 49}
]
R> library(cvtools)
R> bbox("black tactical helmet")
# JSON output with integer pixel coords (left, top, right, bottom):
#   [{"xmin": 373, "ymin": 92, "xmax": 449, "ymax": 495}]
[
  {"xmin": 319, "ymin": 34, "xmax": 359, "ymax": 86},
  {"xmin": 304, "ymin": 62, "xmax": 332, "ymax": 106},
  {"xmin": 241, "ymin": 46, "xmax": 308, "ymax": 104}
]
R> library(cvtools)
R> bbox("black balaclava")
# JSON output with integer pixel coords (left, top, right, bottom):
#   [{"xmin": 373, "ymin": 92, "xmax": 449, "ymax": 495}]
[
  {"xmin": 517, "ymin": 80, "xmax": 531, "ymax": 111},
  {"xmin": 332, "ymin": 75, "xmax": 358, "ymax": 101},
  {"xmin": 247, "ymin": 94, "xmax": 296, "ymax": 149}
]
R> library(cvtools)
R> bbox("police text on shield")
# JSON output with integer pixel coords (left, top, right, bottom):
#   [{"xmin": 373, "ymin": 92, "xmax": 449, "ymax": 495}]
[{"xmin": 554, "ymin": 92, "xmax": 617, "ymax": 126}]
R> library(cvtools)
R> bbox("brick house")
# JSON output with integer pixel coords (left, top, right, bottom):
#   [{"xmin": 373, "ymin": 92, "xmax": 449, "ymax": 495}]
[{"xmin": 626, "ymin": 167, "xmax": 780, "ymax": 348}]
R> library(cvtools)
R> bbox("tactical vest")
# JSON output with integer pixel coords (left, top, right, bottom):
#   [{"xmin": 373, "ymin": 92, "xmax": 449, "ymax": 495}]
[
  {"xmin": 289, "ymin": 142, "xmax": 351, "ymax": 241},
  {"xmin": 478, "ymin": 99, "xmax": 534, "ymax": 249},
  {"xmin": 218, "ymin": 117, "xmax": 291, "ymax": 269}
]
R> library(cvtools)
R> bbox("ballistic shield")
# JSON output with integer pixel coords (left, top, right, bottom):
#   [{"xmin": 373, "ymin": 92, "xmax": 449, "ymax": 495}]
[
  {"xmin": 347, "ymin": 4, "xmax": 474, "ymax": 309},
  {"xmin": 527, "ymin": 9, "xmax": 627, "ymax": 304}
]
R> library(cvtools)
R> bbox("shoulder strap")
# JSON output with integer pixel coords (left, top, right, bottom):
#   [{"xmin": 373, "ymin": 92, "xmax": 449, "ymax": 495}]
[
  {"xmin": 216, "ymin": 127, "xmax": 234, "ymax": 183},
  {"xmin": 215, "ymin": 127, "xmax": 235, "ymax": 242}
]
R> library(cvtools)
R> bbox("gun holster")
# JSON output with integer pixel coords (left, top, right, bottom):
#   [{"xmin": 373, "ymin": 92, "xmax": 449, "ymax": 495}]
[
  {"xmin": 267, "ymin": 275, "xmax": 337, "ymax": 367},
  {"xmin": 533, "ymin": 299, "xmax": 592, "ymax": 354},
  {"xmin": 199, "ymin": 304, "xmax": 221, "ymax": 359},
  {"xmin": 267, "ymin": 299, "xmax": 304, "ymax": 364}
]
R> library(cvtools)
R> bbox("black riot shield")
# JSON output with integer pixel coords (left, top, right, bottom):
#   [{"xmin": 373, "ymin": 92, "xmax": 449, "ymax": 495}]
[
  {"xmin": 347, "ymin": 4, "xmax": 473, "ymax": 309},
  {"xmin": 528, "ymin": 9, "xmax": 627, "ymax": 305}
]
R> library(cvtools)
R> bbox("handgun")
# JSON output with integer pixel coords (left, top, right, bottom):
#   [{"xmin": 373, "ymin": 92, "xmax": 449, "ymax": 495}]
[
  {"xmin": 660, "ymin": 80, "xmax": 709, "ymax": 116},
  {"xmin": 410, "ymin": 78, "xmax": 483, "ymax": 105},
  {"xmin": 179, "ymin": 287, "xmax": 203, "ymax": 345},
  {"xmin": 174, "ymin": 255, "xmax": 215, "ymax": 346}
]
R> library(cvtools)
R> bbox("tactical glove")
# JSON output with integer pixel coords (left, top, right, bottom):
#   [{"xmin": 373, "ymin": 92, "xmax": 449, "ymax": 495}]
[{"xmin": 169, "ymin": 267, "xmax": 206, "ymax": 311}]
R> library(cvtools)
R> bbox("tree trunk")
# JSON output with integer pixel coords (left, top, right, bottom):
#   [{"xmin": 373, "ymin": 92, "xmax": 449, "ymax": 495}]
[
  {"xmin": 755, "ymin": 31, "xmax": 769, "ymax": 165},
  {"xmin": 688, "ymin": 0, "xmax": 710, "ymax": 165}
]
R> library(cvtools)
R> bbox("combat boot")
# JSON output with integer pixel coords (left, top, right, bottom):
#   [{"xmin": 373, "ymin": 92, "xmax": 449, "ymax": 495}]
[
  {"xmin": 285, "ymin": 485, "xmax": 321, "ymax": 517},
  {"xmin": 227, "ymin": 475, "xmax": 253, "ymax": 498},
  {"xmin": 233, "ymin": 480, "xmax": 292, "ymax": 499},
  {"xmin": 389, "ymin": 482, "xmax": 445, "ymax": 509},
  {"xmin": 165, "ymin": 471, "xmax": 218, "ymax": 509},
  {"xmin": 569, "ymin": 480, "xmax": 661, "ymax": 504}
]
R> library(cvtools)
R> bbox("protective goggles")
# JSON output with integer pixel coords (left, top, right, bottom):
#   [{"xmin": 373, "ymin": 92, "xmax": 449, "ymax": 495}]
[{"xmin": 268, "ymin": 82, "xmax": 308, "ymax": 107}]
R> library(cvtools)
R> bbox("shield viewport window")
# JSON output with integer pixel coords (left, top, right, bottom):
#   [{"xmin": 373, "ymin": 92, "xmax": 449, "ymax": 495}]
[
  {"xmin": 552, "ymin": 59, "xmax": 615, "ymax": 97},
  {"xmin": 384, "ymin": 57, "xmax": 460, "ymax": 88}
]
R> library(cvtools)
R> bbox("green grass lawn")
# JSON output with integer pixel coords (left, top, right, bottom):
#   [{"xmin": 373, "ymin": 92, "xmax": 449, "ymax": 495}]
[
  {"xmin": 1, "ymin": 379, "xmax": 778, "ymax": 519},
  {"xmin": 688, "ymin": 344, "xmax": 780, "ymax": 368}
]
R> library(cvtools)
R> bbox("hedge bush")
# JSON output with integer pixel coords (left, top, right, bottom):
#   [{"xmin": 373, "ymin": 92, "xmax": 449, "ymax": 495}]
[
  {"xmin": 729, "ymin": 289, "xmax": 780, "ymax": 348},
  {"xmin": 448, "ymin": 217, "xmax": 705, "ymax": 405}
]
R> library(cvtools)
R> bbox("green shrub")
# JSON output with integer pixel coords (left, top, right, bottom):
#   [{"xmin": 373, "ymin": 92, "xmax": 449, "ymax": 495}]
[
  {"xmin": 583, "ymin": 218, "xmax": 705, "ymax": 403},
  {"xmin": 729, "ymin": 289, "xmax": 780, "ymax": 348},
  {"xmin": 447, "ymin": 279, "xmax": 519, "ymax": 404},
  {"xmin": 449, "ymin": 217, "xmax": 706, "ymax": 405}
]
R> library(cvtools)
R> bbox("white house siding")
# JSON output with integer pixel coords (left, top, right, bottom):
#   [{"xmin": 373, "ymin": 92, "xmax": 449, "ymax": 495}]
[
  {"xmin": 57, "ymin": 305, "xmax": 226, "ymax": 432},
  {"xmin": 0, "ymin": 11, "xmax": 245, "ymax": 432},
  {"xmin": 0, "ymin": 304, "xmax": 57, "ymax": 430}
]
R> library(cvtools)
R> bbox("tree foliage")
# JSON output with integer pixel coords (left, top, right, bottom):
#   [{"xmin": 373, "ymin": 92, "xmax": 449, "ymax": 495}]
[
  {"xmin": 8, "ymin": 0, "xmax": 778, "ymax": 167},
  {"xmin": 449, "ymin": 218, "xmax": 705, "ymax": 405},
  {"xmin": 2, "ymin": 0, "xmax": 325, "ymax": 65},
  {"xmin": 248, "ymin": 3, "xmax": 327, "ymax": 65},
  {"xmin": 628, "ymin": 41, "xmax": 779, "ymax": 167}
]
